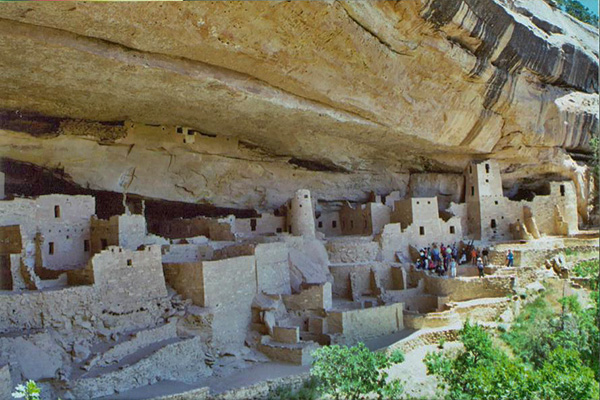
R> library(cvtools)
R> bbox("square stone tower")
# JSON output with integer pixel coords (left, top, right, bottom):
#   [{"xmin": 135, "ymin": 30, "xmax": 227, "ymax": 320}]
[{"xmin": 465, "ymin": 160, "xmax": 506, "ymax": 240}]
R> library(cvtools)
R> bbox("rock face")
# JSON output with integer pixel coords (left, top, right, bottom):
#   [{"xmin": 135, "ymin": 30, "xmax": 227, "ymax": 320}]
[{"xmin": 0, "ymin": 0, "xmax": 597, "ymax": 217}]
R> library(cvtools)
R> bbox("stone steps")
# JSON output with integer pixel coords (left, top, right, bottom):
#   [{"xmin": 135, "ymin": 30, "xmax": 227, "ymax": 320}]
[
  {"xmin": 62, "ymin": 336, "xmax": 211, "ymax": 399},
  {"xmin": 81, "ymin": 322, "xmax": 179, "ymax": 372}
]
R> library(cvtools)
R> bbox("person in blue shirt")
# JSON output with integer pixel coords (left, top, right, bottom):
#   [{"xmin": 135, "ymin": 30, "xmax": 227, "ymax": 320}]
[{"xmin": 506, "ymin": 250, "xmax": 514, "ymax": 267}]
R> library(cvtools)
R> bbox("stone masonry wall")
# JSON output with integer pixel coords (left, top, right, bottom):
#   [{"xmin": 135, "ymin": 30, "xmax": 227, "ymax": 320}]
[{"xmin": 92, "ymin": 246, "xmax": 167, "ymax": 305}]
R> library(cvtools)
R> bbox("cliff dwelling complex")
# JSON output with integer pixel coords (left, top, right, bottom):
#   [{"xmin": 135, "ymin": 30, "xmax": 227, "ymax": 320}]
[{"xmin": 0, "ymin": 1, "xmax": 598, "ymax": 399}]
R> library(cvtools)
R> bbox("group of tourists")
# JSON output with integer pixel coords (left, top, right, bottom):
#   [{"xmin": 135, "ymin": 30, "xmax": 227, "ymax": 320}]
[
  {"xmin": 414, "ymin": 242, "xmax": 515, "ymax": 278},
  {"xmin": 414, "ymin": 243, "xmax": 460, "ymax": 278}
]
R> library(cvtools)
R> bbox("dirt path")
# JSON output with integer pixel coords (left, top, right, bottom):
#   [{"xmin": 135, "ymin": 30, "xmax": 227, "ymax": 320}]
[{"xmin": 388, "ymin": 342, "xmax": 462, "ymax": 400}]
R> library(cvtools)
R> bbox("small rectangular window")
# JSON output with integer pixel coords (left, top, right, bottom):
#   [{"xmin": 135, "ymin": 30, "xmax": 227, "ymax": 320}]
[
  {"xmin": 450, "ymin": 226, "xmax": 455, "ymax": 234},
  {"xmin": 485, "ymin": 164, "xmax": 490, "ymax": 173},
  {"xmin": 495, "ymin": 200, "xmax": 499, "ymax": 205},
  {"xmin": 48, "ymin": 242, "xmax": 54, "ymax": 255},
  {"xmin": 101, "ymin": 238, "xmax": 108, "ymax": 250},
  {"xmin": 419, "ymin": 226, "xmax": 425, "ymax": 235},
  {"xmin": 127, "ymin": 259, "xmax": 132, "ymax": 266},
  {"xmin": 250, "ymin": 218, "xmax": 257, "ymax": 232},
  {"xmin": 560, "ymin": 184, "xmax": 565, "ymax": 197},
  {"xmin": 54, "ymin": 205, "xmax": 61, "ymax": 218},
  {"xmin": 471, "ymin": 186, "xmax": 475, "ymax": 196},
  {"xmin": 491, "ymin": 219, "xmax": 497, "ymax": 228},
  {"xmin": 276, "ymin": 228, "xmax": 282, "ymax": 233},
  {"xmin": 176, "ymin": 127, "xmax": 183, "ymax": 134},
  {"xmin": 84, "ymin": 240, "xmax": 90, "ymax": 252},
  {"xmin": 304, "ymin": 195, "xmax": 308, "ymax": 199},
  {"xmin": 332, "ymin": 220, "xmax": 337, "ymax": 228},
  {"xmin": 318, "ymin": 221, "xmax": 323, "ymax": 228}
]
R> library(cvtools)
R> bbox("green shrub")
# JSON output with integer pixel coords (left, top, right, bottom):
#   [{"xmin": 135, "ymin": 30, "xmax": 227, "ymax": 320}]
[
  {"xmin": 573, "ymin": 258, "xmax": 599, "ymax": 290},
  {"xmin": 12, "ymin": 380, "xmax": 41, "ymax": 400},
  {"xmin": 267, "ymin": 377, "xmax": 321, "ymax": 400},
  {"xmin": 311, "ymin": 342, "xmax": 404, "ymax": 400},
  {"xmin": 425, "ymin": 320, "xmax": 599, "ymax": 400}
]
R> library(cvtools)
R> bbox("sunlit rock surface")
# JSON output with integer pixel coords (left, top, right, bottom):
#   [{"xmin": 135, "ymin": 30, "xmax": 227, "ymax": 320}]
[{"xmin": 0, "ymin": 0, "xmax": 597, "ymax": 218}]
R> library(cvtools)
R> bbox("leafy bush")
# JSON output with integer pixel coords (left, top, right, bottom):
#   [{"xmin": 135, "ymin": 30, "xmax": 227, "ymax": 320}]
[
  {"xmin": 503, "ymin": 293, "xmax": 599, "ymax": 380},
  {"xmin": 268, "ymin": 377, "xmax": 321, "ymax": 400},
  {"xmin": 573, "ymin": 258, "xmax": 599, "ymax": 290},
  {"xmin": 425, "ymin": 320, "xmax": 599, "ymax": 400},
  {"xmin": 12, "ymin": 380, "xmax": 41, "ymax": 400},
  {"xmin": 311, "ymin": 342, "xmax": 404, "ymax": 400}
]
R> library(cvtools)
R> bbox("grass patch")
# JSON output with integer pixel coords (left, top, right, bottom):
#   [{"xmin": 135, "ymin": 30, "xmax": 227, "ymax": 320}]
[{"xmin": 267, "ymin": 377, "xmax": 321, "ymax": 400}]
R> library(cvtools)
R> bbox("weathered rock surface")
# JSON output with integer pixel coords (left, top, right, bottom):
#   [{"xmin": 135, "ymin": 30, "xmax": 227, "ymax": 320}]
[{"xmin": 0, "ymin": 0, "xmax": 597, "ymax": 215}]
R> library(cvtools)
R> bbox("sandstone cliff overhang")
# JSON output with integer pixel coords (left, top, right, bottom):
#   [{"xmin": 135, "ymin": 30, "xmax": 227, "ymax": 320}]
[{"xmin": 0, "ymin": 0, "xmax": 597, "ymax": 212}]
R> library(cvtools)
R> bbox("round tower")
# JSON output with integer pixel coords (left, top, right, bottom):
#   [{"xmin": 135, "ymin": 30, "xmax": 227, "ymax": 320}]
[{"xmin": 288, "ymin": 189, "xmax": 316, "ymax": 237}]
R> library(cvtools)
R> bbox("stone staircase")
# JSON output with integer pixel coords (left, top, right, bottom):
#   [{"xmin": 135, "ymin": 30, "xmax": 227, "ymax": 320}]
[
  {"xmin": 251, "ymin": 294, "xmax": 320, "ymax": 366},
  {"xmin": 61, "ymin": 330, "xmax": 211, "ymax": 399}
]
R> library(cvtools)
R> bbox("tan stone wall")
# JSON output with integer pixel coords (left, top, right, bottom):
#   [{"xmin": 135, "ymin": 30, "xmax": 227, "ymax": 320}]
[
  {"xmin": 390, "ymin": 198, "xmax": 413, "ymax": 229},
  {"xmin": 326, "ymin": 237, "xmax": 379, "ymax": 264},
  {"xmin": 90, "ymin": 216, "xmax": 119, "ymax": 254},
  {"xmin": 0, "ymin": 195, "xmax": 95, "ymax": 271},
  {"xmin": 283, "ymin": 282, "xmax": 332, "ymax": 311},
  {"xmin": 92, "ymin": 246, "xmax": 167, "ymax": 305},
  {"xmin": 369, "ymin": 203, "xmax": 392, "ymax": 235},
  {"xmin": 157, "ymin": 217, "xmax": 212, "ymax": 239},
  {"xmin": 255, "ymin": 243, "xmax": 290, "ymax": 295},
  {"xmin": 403, "ymin": 310, "xmax": 460, "ymax": 330},
  {"xmin": 316, "ymin": 210, "xmax": 342, "ymax": 237},
  {"xmin": 234, "ymin": 213, "xmax": 286, "ymax": 236},
  {"xmin": 0, "ymin": 226, "xmax": 21, "ymax": 254},
  {"xmin": 422, "ymin": 274, "xmax": 515, "ymax": 302},
  {"xmin": 161, "ymin": 243, "xmax": 214, "ymax": 263},
  {"xmin": 117, "ymin": 214, "xmax": 148, "ymax": 250},
  {"xmin": 163, "ymin": 262, "xmax": 205, "ymax": 305},
  {"xmin": 328, "ymin": 302, "xmax": 404, "ymax": 344},
  {"xmin": 339, "ymin": 203, "xmax": 372, "ymax": 235}
]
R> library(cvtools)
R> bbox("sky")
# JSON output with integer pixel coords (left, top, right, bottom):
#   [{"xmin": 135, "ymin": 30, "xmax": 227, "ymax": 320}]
[{"xmin": 580, "ymin": 0, "xmax": 599, "ymax": 16}]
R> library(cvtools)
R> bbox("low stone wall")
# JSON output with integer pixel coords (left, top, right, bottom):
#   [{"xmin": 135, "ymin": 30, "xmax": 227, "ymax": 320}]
[
  {"xmin": 451, "ymin": 298, "xmax": 512, "ymax": 323},
  {"xmin": 403, "ymin": 310, "xmax": 460, "ymax": 330},
  {"xmin": 328, "ymin": 303, "xmax": 403, "ymax": 345},
  {"xmin": 387, "ymin": 327, "xmax": 461, "ymax": 354},
  {"xmin": 422, "ymin": 273, "xmax": 515, "ymax": 302}
]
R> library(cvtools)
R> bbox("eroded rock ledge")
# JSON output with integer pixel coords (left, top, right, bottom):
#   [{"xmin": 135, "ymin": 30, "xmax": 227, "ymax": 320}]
[{"xmin": 0, "ymin": 0, "xmax": 597, "ymax": 220}]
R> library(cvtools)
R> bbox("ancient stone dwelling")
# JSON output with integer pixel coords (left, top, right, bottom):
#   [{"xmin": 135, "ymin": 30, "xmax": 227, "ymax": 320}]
[
  {"xmin": 0, "ymin": 0, "xmax": 597, "ymax": 398},
  {"xmin": 0, "ymin": 156, "xmax": 594, "ymax": 399}
]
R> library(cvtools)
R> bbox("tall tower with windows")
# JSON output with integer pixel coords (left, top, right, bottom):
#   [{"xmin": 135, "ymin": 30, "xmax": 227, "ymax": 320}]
[{"xmin": 465, "ymin": 160, "xmax": 506, "ymax": 240}]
